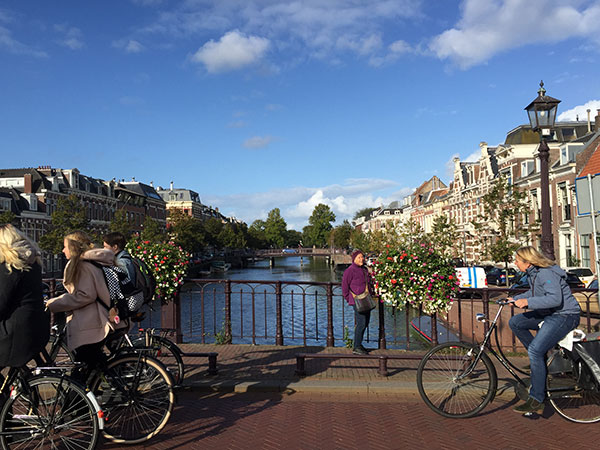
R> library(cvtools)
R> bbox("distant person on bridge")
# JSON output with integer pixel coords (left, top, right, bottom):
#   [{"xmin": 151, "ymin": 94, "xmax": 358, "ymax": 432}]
[{"xmin": 342, "ymin": 249, "xmax": 375, "ymax": 354}]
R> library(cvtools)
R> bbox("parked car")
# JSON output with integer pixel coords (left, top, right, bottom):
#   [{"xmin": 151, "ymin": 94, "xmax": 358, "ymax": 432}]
[
  {"xmin": 565, "ymin": 267, "xmax": 594, "ymax": 287},
  {"xmin": 511, "ymin": 272, "xmax": 585, "ymax": 290},
  {"xmin": 486, "ymin": 268, "xmax": 518, "ymax": 286}
]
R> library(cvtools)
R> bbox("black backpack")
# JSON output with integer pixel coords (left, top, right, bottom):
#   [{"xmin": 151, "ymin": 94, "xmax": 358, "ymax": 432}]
[
  {"xmin": 90, "ymin": 262, "xmax": 145, "ymax": 324},
  {"xmin": 122, "ymin": 254, "xmax": 157, "ymax": 306}
]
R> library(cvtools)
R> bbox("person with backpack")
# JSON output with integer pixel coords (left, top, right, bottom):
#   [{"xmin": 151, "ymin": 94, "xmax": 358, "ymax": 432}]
[
  {"xmin": 0, "ymin": 224, "xmax": 49, "ymax": 368},
  {"xmin": 103, "ymin": 232, "xmax": 136, "ymax": 285},
  {"xmin": 46, "ymin": 231, "xmax": 126, "ymax": 372}
]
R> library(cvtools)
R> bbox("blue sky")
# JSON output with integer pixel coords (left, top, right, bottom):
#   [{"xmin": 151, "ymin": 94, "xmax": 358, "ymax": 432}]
[{"xmin": 2, "ymin": 0, "xmax": 600, "ymax": 230}]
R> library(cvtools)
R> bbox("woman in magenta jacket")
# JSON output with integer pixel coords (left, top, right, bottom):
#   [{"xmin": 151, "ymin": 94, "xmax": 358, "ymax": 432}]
[{"xmin": 342, "ymin": 250, "xmax": 375, "ymax": 354}]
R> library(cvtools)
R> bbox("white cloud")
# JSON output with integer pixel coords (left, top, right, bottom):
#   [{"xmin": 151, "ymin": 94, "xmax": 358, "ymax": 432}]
[
  {"xmin": 203, "ymin": 178, "xmax": 412, "ymax": 229},
  {"xmin": 113, "ymin": 39, "xmax": 145, "ymax": 53},
  {"xmin": 430, "ymin": 0, "xmax": 600, "ymax": 69},
  {"xmin": 191, "ymin": 30, "xmax": 270, "ymax": 73},
  {"xmin": 243, "ymin": 135, "xmax": 274, "ymax": 149},
  {"xmin": 141, "ymin": 1, "xmax": 422, "ymax": 64},
  {"xmin": 557, "ymin": 99, "xmax": 600, "ymax": 121},
  {"xmin": 54, "ymin": 24, "xmax": 84, "ymax": 50},
  {"xmin": 0, "ymin": 25, "xmax": 48, "ymax": 57}
]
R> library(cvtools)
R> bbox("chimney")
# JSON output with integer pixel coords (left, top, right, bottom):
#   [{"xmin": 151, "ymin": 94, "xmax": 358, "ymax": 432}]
[
  {"xmin": 150, "ymin": 181, "xmax": 153, "ymax": 187},
  {"xmin": 596, "ymin": 109, "xmax": 600, "ymax": 132},
  {"xmin": 132, "ymin": 177, "xmax": 136, "ymax": 182},
  {"xmin": 24, "ymin": 173, "xmax": 32, "ymax": 193},
  {"xmin": 588, "ymin": 109, "xmax": 592, "ymax": 133},
  {"xmin": 170, "ymin": 181, "xmax": 174, "ymax": 191}
]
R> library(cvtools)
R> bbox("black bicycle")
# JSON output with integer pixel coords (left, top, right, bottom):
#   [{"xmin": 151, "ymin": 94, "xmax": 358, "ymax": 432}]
[
  {"xmin": 44, "ymin": 322, "xmax": 176, "ymax": 444},
  {"xmin": 416, "ymin": 300, "xmax": 600, "ymax": 423},
  {"xmin": 0, "ymin": 365, "xmax": 103, "ymax": 449}
]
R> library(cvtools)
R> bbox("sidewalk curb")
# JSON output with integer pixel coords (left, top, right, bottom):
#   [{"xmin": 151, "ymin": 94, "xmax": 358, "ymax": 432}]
[{"xmin": 181, "ymin": 379, "xmax": 419, "ymax": 394}]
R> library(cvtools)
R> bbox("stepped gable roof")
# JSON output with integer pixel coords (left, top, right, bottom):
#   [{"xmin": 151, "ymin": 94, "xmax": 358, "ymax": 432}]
[{"xmin": 578, "ymin": 130, "xmax": 600, "ymax": 178}]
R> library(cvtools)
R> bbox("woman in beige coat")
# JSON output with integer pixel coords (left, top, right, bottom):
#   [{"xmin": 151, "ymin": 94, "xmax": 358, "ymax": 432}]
[{"xmin": 46, "ymin": 231, "xmax": 119, "ymax": 371}]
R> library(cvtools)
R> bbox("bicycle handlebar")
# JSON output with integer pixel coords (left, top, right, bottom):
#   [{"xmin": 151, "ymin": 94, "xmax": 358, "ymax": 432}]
[{"xmin": 496, "ymin": 299, "xmax": 514, "ymax": 306}]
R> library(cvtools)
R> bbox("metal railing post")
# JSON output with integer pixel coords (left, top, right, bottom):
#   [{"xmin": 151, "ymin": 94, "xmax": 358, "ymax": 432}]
[
  {"xmin": 225, "ymin": 280, "xmax": 232, "ymax": 344},
  {"xmin": 275, "ymin": 281, "xmax": 284, "ymax": 345},
  {"xmin": 482, "ymin": 290, "xmax": 490, "ymax": 349},
  {"xmin": 326, "ymin": 283, "xmax": 334, "ymax": 347},
  {"xmin": 378, "ymin": 299, "xmax": 386, "ymax": 349},
  {"xmin": 431, "ymin": 312, "xmax": 438, "ymax": 346}
]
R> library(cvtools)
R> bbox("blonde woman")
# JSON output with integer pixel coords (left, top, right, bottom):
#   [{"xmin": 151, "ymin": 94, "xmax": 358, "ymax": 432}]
[
  {"xmin": 508, "ymin": 246, "xmax": 581, "ymax": 414},
  {"xmin": 46, "ymin": 231, "xmax": 120, "ymax": 373},
  {"xmin": 0, "ymin": 224, "xmax": 49, "ymax": 367}
]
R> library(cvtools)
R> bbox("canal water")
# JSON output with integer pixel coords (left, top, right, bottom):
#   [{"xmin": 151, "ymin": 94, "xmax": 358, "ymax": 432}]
[{"xmin": 151, "ymin": 256, "xmax": 429, "ymax": 350}]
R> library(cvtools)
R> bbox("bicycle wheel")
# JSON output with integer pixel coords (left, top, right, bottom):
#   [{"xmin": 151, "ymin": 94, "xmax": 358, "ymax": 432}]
[
  {"xmin": 89, "ymin": 354, "xmax": 174, "ymax": 444},
  {"xmin": 548, "ymin": 362, "xmax": 600, "ymax": 423},
  {"xmin": 417, "ymin": 342, "xmax": 498, "ymax": 418},
  {"xmin": 0, "ymin": 375, "xmax": 99, "ymax": 450},
  {"xmin": 132, "ymin": 335, "xmax": 185, "ymax": 385}
]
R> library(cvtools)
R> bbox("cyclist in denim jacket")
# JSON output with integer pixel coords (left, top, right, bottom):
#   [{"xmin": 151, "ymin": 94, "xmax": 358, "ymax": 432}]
[{"xmin": 508, "ymin": 246, "xmax": 581, "ymax": 414}]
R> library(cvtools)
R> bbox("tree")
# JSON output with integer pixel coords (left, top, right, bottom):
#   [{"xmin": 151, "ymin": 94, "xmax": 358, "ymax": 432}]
[
  {"xmin": 429, "ymin": 215, "xmax": 460, "ymax": 259},
  {"xmin": 0, "ymin": 211, "xmax": 16, "ymax": 226},
  {"xmin": 331, "ymin": 220, "xmax": 353, "ymax": 249},
  {"xmin": 264, "ymin": 208, "xmax": 287, "ymax": 248},
  {"xmin": 109, "ymin": 209, "xmax": 132, "ymax": 238},
  {"xmin": 140, "ymin": 216, "xmax": 166, "ymax": 243},
  {"xmin": 248, "ymin": 219, "xmax": 267, "ymax": 249},
  {"xmin": 203, "ymin": 218, "xmax": 224, "ymax": 248},
  {"xmin": 305, "ymin": 204, "xmax": 335, "ymax": 247},
  {"xmin": 168, "ymin": 209, "xmax": 205, "ymax": 253},
  {"xmin": 284, "ymin": 229, "xmax": 302, "ymax": 248},
  {"xmin": 474, "ymin": 175, "xmax": 530, "ymax": 284},
  {"xmin": 39, "ymin": 194, "xmax": 91, "ymax": 254}
]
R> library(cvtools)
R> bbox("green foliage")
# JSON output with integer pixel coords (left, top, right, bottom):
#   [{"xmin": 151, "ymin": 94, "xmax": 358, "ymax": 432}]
[
  {"xmin": 284, "ymin": 229, "xmax": 302, "ymax": 247},
  {"xmin": 331, "ymin": 220, "xmax": 353, "ymax": 249},
  {"xmin": 343, "ymin": 325, "xmax": 353, "ymax": 348},
  {"xmin": 264, "ymin": 208, "xmax": 287, "ymax": 248},
  {"xmin": 203, "ymin": 217, "xmax": 224, "ymax": 247},
  {"xmin": 109, "ymin": 209, "xmax": 132, "ymax": 238},
  {"xmin": 567, "ymin": 255, "xmax": 581, "ymax": 267},
  {"xmin": 474, "ymin": 175, "xmax": 529, "ymax": 266},
  {"xmin": 39, "ymin": 194, "xmax": 91, "ymax": 254},
  {"xmin": 0, "ymin": 211, "xmax": 17, "ymax": 226},
  {"xmin": 304, "ymin": 204, "xmax": 335, "ymax": 247},
  {"xmin": 429, "ymin": 215, "xmax": 460, "ymax": 258},
  {"xmin": 248, "ymin": 219, "xmax": 268, "ymax": 249},
  {"xmin": 214, "ymin": 320, "xmax": 232, "ymax": 345},
  {"xmin": 140, "ymin": 216, "xmax": 166, "ymax": 243},
  {"xmin": 168, "ymin": 209, "xmax": 205, "ymax": 253}
]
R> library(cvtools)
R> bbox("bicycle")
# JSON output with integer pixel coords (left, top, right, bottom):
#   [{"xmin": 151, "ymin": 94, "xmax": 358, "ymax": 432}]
[
  {"xmin": 0, "ymin": 364, "xmax": 103, "ymax": 449},
  {"xmin": 44, "ymin": 321, "xmax": 176, "ymax": 444},
  {"xmin": 115, "ymin": 327, "xmax": 185, "ymax": 386},
  {"xmin": 416, "ymin": 299, "xmax": 600, "ymax": 423}
]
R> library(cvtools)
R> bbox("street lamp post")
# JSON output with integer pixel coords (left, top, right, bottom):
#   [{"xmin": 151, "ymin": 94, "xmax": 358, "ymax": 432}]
[{"xmin": 524, "ymin": 81, "xmax": 561, "ymax": 261}]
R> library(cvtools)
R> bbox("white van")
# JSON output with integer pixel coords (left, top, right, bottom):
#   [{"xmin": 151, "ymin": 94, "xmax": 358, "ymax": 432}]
[
  {"xmin": 565, "ymin": 267, "xmax": 594, "ymax": 287},
  {"xmin": 455, "ymin": 267, "xmax": 488, "ymax": 289}
]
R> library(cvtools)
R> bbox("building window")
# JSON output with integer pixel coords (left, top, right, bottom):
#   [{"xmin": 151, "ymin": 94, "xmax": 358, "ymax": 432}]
[
  {"xmin": 558, "ymin": 183, "xmax": 571, "ymax": 221},
  {"xmin": 581, "ymin": 235, "xmax": 591, "ymax": 268}
]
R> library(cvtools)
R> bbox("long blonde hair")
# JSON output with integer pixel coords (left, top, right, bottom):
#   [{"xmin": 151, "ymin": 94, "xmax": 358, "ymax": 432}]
[
  {"xmin": 63, "ymin": 231, "xmax": 95, "ymax": 285},
  {"xmin": 0, "ymin": 224, "xmax": 42, "ymax": 273},
  {"xmin": 515, "ymin": 246, "xmax": 554, "ymax": 268}
]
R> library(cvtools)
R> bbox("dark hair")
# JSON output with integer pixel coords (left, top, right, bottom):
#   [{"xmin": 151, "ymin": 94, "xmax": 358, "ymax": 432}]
[{"xmin": 103, "ymin": 232, "xmax": 127, "ymax": 251}]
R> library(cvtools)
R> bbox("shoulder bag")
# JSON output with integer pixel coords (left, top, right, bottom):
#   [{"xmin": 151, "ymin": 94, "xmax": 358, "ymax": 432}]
[{"xmin": 351, "ymin": 284, "xmax": 376, "ymax": 313}]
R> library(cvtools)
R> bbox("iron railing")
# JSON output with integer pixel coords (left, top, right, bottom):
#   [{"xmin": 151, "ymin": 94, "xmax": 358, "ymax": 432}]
[{"xmin": 43, "ymin": 278, "xmax": 600, "ymax": 351}]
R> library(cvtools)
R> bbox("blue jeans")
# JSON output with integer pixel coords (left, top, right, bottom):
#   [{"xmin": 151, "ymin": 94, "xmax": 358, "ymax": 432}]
[
  {"xmin": 353, "ymin": 304, "xmax": 371, "ymax": 349},
  {"xmin": 509, "ymin": 311, "xmax": 580, "ymax": 402}
]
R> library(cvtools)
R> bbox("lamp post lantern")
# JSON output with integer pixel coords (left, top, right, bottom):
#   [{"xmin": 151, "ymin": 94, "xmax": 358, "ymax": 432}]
[{"xmin": 524, "ymin": 81, "xmax": 561, "ymax": 260}]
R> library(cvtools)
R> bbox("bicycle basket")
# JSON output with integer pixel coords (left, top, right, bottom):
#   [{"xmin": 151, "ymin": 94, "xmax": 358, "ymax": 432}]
[{"xmin": 573, "ymin": 340, "xmax": 600, "ymax": 386}]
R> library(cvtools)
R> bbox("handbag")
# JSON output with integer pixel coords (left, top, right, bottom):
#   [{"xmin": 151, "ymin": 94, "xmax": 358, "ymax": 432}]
[{"xmin": 352, "ymin": 285, "xmax": 376, "ymax": 313}]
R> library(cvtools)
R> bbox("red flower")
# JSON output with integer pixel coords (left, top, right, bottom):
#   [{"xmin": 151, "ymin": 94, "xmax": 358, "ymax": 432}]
[{"xmin": 391, "ymin": 279, "xmax": 397, "ymax": 284}]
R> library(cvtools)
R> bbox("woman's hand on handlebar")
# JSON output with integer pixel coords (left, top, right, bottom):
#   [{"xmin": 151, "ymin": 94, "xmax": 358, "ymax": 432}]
[{"xmin": 506, "ymin": 296, "xmax": 528, "ymax": 309}]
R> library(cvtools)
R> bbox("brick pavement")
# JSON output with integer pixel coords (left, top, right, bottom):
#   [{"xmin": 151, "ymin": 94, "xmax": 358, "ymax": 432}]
[
  {"xmin": 102, "ymin": 390, "xmax": 600, "ymax": 450},
  {"xmin": 96, "ymin": 344, "xmax": 600, "ymax": 449}
]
